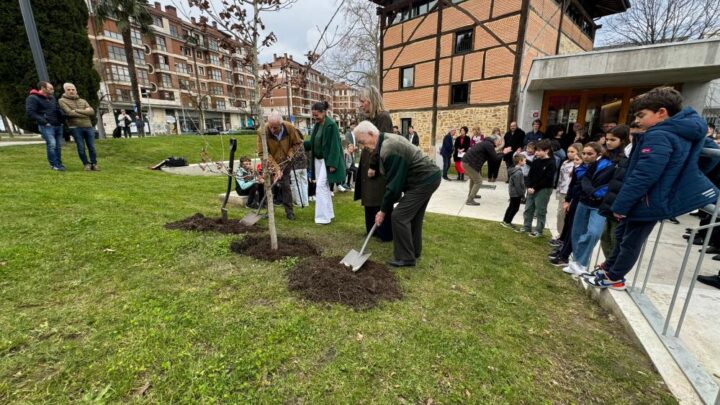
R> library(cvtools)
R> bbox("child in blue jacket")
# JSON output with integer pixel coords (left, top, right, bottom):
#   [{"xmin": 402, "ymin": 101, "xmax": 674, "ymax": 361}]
[{"xmin": 585, "ymin": 87, "xmax": 719, "ymax": 290}]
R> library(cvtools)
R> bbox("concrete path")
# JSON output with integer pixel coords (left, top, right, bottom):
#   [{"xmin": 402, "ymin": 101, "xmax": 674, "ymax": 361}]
[
  {"xmin": 0, "ymin": 141, "xmax": 44, "ymax": 147},
  {"xmin": 427, "ymin": 177, "xmax": 719, "ymax": 403}
]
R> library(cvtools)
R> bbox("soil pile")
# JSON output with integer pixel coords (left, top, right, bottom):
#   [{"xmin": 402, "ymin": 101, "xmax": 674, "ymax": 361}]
[
  {"xmin": 288, "ymin": 257, "xmax": 402, "ymax": 310},
  {"xmin": 230, "ymin": 235, "xmax": 320, "ymax": 261},
  {"xmin": 165, "ymin": 213, "xmax": 262, "ymax": 234}
]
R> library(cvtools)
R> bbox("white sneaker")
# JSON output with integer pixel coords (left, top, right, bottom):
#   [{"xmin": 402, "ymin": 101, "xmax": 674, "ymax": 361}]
[
  {"xmin": 338, "ymin": 185, "xmax": 347, "ymax": 192},
  {"xmin": 562, "ymin": 260, "xmax": 586, "ymax": 276}
]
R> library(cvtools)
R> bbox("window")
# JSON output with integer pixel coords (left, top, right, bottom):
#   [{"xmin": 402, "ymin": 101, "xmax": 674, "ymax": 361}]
[
  {"xmin": 134, "ymin": 48, "xmax": 145, "ymax": 63},
  {"xmin": 239, "ymin": 100, "xmax": 247, "ymax": 108},
  {"xmin": 209, "ymin": 54, "xmax": 220, "ymax": 66},
  {"xmin": 176, "ymin": 63, "xmax": 188, "ymax": 75},
  {"xmin": 198, "ymin": 66, "xmax": 204, "ymax": 75},
  {"xmin": 200, "ymin": 82, "xmax": 207, "ymax": 91},
  {"xmin": 400, "ymin": 66, "xmax": 414, "ymax": 89},
  {"xmin": 114, "ymin": 88, "xmax": 131, "ymax": 102},
  {"xmin": 103, "ymin": 30, "xmax": 122, "ymax": 41},
  {"xmin": 450, "ymin": 83, "xmax": 469, "ymax": 105},
  {"xmin": 153, "ymin": 15, "xmax": 163, "ymax": 27},
  {"xmin": 160, "ymin": 73, "xmax": 173, "ymax": 88},
  {"xmin": 208, "ymin": 68, "xmax": 222, "ymax": 81},
  {"xmin": 454, "ymin": 29, "xmax": 473, "ymax": 54},
  {"xmin": 155, "ymin": 36, "xmax": 167, "ymax": 52},
  {"xmin": 157, "ymin": 54, "xmax": 170, "ymax": 71},
  {"xmin": 208, "ymin": 39, "xmax": 219, "ymax": 51},
  {"xmin": 106, "ymin": 65, "xmax": 130, "ymax": 82},
  {"xmin": 179, "ymin": 79, "xmax": 192, "ymax": 90},
  {"xmin": 137, "ymin": 69, "xmax": 149, "ymax": 85},
  {"xmin": 131, "ymin": 29, "xmax": 142, "ymax": 45},
  {"xmin": 170, "ymin": 25, "xmax": 179, "ymax": 38},
  {"xmin": 107, "ymin": 45, "xmax": 126, "ymax": 62},
  {"xmin": 210, "ymin": 85, "xmax": 223, "ymax": 95},
  {"xmin": 216, "ymin": 100, "xmax": 226, "ymax": 110},
  {"xmin": 182, "ymin": 47, "xmax": 192, "ymax": 57}
]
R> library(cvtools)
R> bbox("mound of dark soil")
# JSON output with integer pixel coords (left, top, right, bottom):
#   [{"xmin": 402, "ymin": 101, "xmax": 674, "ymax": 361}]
[
  {"xmin": 165, "ymin": 213, "xmax": 262, "ymax": 234},
  {"xmin": 288, "ymin": 257, "xmax": 402, "ymax": 310},
  {"xmin": 230, "ymin": 235, "xmax": 320, "ymax": 261}
]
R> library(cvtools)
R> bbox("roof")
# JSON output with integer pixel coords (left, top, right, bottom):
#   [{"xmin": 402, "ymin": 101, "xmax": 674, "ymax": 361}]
[{"xmin": 370, "ymin": 0, "xmax": 630, "ymax": 18}]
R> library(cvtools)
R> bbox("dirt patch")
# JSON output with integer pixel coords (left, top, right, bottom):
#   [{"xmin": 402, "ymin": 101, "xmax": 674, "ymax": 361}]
[
  {"xmin": 230, "ymin": 235, "xmax": 320, "ymax": 261},
  {"xmin": 165, "ymin": 213, "xmax": 262, "ymax": 234},
  {"xmin": 288, "ymin": 256, "xmax": 402, "ymax": 310}
]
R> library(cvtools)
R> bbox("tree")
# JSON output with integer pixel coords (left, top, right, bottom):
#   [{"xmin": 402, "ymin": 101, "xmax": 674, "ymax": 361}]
[
  {"xmin": 95, "ymin": 0, "xmax": 154, "ymax": 137},
  {"xmin": 0, "ymin": 0, "xmax": 100, "ymax": 132},
  {"xmin": 189, "ymin": 0, "xmax": 345, "ymax": 250},
  {"xmin": 598, "ymin": 0, "xmax": 720, "ymax": 46},
  {"xmin": 316, "ymin": 0, "xmax": 380, "ymax": 87}
]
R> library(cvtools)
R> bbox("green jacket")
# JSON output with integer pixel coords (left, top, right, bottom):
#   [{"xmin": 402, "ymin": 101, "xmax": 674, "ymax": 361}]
[
  {"xmin": 378, "ymin": 133, "xmax": 441, "ymax": 212},
  {"xmin": 305, "ymin": 117, "xmax": 346, "ymax": 185},
  {"xmin": 58, "ymin": 95, "xmax": 94, "ymax": 128}
]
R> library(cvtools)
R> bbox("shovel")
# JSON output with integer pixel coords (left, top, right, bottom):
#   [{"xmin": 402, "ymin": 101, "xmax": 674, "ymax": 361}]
[
  {"xmin": 239, "ymin": 194, "xmax": 268, "ymax": 226},
  {"xmin": 221, "ymin": 138, "xmax": 238, "ymax": 223},
  {"xmin": 340, "ymin": 224, "xmax": 377, "ymax": 272}
]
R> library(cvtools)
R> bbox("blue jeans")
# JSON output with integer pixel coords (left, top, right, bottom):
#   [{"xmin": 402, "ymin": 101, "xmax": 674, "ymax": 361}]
[
  {"xmin": 442, "ymin": 154, "xmax": 451, "ymax": 178},
  {"xmin": 39, "ymin": 125, "xmax": 64, "ymax": 168},
  {"xmin": 571, "ymin": 202, "xmax": 606, "ymax": 267},
  {"xmin": 70, "ymin": 127, "xmax": 97, "ymax": 165}
]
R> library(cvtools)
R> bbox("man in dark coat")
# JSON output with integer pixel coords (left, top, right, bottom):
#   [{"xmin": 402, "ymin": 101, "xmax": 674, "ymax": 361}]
[
  {"xmin": 26, "ymin": 81, "xmax": 65, "ymax": 170},
  {"xmin": 439, "ymin": 128, "xmax": 455, "ymax": 180},
  {"xmin": 503, "ymin": 122, "xmax": 525, "ymax": 170},
  {"xmin": 406, "ymin": 125, "xmax": 420, "ymax": 147},
  {"xmin": 461, "ymin": 135, "xmax": 511, "ymax": 204}
]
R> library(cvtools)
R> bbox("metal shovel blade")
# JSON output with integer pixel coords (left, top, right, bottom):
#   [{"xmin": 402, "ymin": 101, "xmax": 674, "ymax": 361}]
[
  {"xmin": 340, "ymin": 249, "xmax": 372, "ymax": 272},
  {"xmin": 239, "ymin": 212, "xmax": 263, "ymax": 226}
]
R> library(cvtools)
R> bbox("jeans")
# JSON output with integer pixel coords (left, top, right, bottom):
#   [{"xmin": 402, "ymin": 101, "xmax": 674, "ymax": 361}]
[
  {"xmin": 523, "ymin": 188, "xmax": 552, "ymax": 233},
  {"xmin": 442, "ymin": 154, "xmax": 451, "ymax": 178},
  {"xmin": 39, "ymin": 125, "xmax": 64, "ymax": 168},
  {"xmin": 570, "ymin": 202, "xmax": 607, "ymax": 267},
  {"xmin": 605, "ymin": 219, "xmax": 657, "ymax": 281},
  {"xmin": 70, "ymin": 127, "xmax": 97, "ymax": 165}
]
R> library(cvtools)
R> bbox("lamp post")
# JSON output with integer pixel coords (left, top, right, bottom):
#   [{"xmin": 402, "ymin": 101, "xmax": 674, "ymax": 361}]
[{"xmin": 19, "ymin": 0, "xmax": 49, "ymax": 82}]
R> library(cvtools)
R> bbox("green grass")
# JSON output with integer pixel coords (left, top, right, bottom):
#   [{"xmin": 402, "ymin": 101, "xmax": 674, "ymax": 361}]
[{"xmin": 0, "ymin": 136, "xmax": 675, "ymax": 403}]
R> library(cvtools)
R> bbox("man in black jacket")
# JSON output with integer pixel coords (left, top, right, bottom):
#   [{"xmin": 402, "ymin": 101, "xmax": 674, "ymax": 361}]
[
  {"xmin": 503, "ymin": 121, "xmax": 525, "ymax": 171},
  {"xmin": 406, "ymin": 125, "xmax": 420, "ymax": 147},
  {"xmin": 26, "ymin": 81, "xmax": 65, "ymax": 170},
  {"xmin": 461, "ymin": 135, "xmax": 511, "ymax": 205}
]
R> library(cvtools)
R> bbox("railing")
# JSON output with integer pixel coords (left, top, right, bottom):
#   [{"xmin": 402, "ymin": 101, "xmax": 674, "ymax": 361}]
[{"xmin": 594, "ymin": 147, "xmax": 720, "ymax": 404}]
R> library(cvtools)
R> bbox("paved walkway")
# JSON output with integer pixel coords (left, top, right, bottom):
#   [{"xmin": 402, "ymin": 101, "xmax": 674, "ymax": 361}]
[
  {"xmin": 0, "ymin": 141, "xmax": 44, "ymax": 147},
  {"xmin": 427, "ymin": 177, "xmax": 719, "ymax": 403}
]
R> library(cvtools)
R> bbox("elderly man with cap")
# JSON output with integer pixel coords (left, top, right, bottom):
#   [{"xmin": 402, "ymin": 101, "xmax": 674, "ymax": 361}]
[
  {"xmin": 259, "ymin": 111, "xmax": 304, "ymax": 220},
  {"xmin": 352, "ymin": 120, "xmax": 441, "ymax": 267}
]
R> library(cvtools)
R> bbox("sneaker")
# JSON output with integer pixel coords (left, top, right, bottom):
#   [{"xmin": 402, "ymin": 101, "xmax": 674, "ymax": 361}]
[
  {"xmin": 338, "ymin": 185, "xmax": 347, "ymax": 192},
  {"xmin": 51, "ymin": 166, "xmax": 65, "ymax": 171},
  {"xmin": 528, "ymin": 231, "xmax": 542, "ymax": 238},
  {"xmin": 500, "ymin": 221, "xmax": 515, "ymax": 229},
  {"xmin": 91, "ymin": 164, "xmax": 100, "ymax": 171},
  {"xmin": 515, "ymin": 227, "xmax": 530, "ymax": 233},
  {"xmin": 549, "ymin": 257, "xmax": 568, "ymax": 267},
  {"xmin": 584, "ymin": 272, "xmax": 626, "ymax": 291},
  {"xmin": 465, "ymin": 200, "xmax": 480, "ymax": 206},
  {"xmin": 562, "ymin": 260, "xmax": 587, "ymax": 276},
  {"xmin": 84, "ymin": 164, "xmax": 92, "ymax": 171},
  {"xmin": 548, "ymin": 238, "xmax": 562, "ymax": 247}
]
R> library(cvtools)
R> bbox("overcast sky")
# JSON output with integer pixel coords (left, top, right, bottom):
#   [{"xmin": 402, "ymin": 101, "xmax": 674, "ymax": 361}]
[
  {"xmin": 159, "ymin": 0, "xmax": 343, "ymax": 64},
  {"xmin": 160, "ymin": 0, "xmax": 609, "ymax": 62}
]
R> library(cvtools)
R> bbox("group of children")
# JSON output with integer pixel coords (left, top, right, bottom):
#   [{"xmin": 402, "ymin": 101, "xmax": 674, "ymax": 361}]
[{"xmin": 501, "ymin": 87, "xmax": 718, "ymax": 290}]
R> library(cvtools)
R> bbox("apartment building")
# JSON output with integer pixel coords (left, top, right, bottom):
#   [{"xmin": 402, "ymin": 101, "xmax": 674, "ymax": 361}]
[
  {"xmin": 332, "ymin": 82, "xmax": 360, "ymax": 128},
  {"xmin": 260, "ymin": 54, "xmax": 334, "ymax": 130},
  {"xmin": 373, "ymin": 0, "xmax": 629, "ymax": 152},
  {"xmin": 88, "ymin": 2, "xmax": 255, "ymax": 134}
]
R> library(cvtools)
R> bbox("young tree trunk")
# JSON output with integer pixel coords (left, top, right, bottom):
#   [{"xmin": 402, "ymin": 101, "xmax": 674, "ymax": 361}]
[
  {"xmin": 121, "ymin": 28, "xmax": 145, "ymax": 137},
  {"xmin": 252, "ymin": 0, "xmax": 278, "ymax": 250},
  {"xmin": 1, "ymin": 114, "xmax": 14, "ymax": 137}
]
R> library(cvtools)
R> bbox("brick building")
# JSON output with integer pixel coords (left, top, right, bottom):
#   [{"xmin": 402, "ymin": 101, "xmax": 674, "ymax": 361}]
[
  {"xmin": 260, "ymin": 54, "xmax": 334, "ymax": 130},
  {"xmin": 372, "ymin": 0, "xmax": 629, "ymax": 152},
  {"xmin": 332, "ymin": 82, "xmax": 360, "ymax": 128},
  {"xmin": 88, "ymin": 2, "xmax": 255, "ymax": 134}
]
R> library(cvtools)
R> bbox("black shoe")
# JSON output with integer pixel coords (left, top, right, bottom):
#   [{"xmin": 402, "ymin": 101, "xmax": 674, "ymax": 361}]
[
  {"xmin": 668, "ymin": 217, "xmax": 680, "ymax": 224},
  {"xmin": 549, "ymin": 257, "xmax": 568, "ymax": 267},
  {"xmin": 474, "ymin": 195, "xmax": 482, "ymax": 199},
  {"xmin": 683, "ymin": 234, "xmax": 704, "ymax": 245},
  {"xmin": 713, "ymin": 254, "xmax": 720, "ymax": 261},
  {"xmin": 465, "ymin": 200, "xmax": 480, "ymax": 206},
  {"xmin": 443, "ymin": 176, "xmax": 452, "ymax": 181},
  {"xmin": 286, "ymin": 212, "xmax": 296, "ymax": 220},
  {"xmin": 689, "ymin": 210, "xmax": 702, "ymax": 217},
  {"xmin": 697, "ymin": 272, "xmax": 720, "ymax": 289},
  {"xmin": 387, "ymin": 259, "xmax": 416, "ymax": 267},
  {"xmin": 702, "ymin": 246, "xmax": 720, "ymax": 254},
  {"xmin": 247, "ymin": 202, "xmax": 259, "ymax": 209}
]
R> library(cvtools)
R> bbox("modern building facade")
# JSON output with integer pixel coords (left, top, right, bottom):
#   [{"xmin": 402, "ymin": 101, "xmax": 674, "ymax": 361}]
[
  {"xmin": 372, "ymin": 0, "xmax": 629, "ymax": 152},
  {"xmin": 332, "ymin": 82, "xmax": 360, "ymax": 128},
  {"xmin": 87, "ymin": 2, "xmax": 255, "ymax": 134},
  {"xmin": 260, "ymin": 54, "xmax": 334, "ymax": 130}
]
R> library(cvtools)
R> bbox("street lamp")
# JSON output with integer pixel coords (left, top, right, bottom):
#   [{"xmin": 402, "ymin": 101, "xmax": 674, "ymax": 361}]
[{"xmin": 19, "ymin": 0, "xmax": 49, "ymax": 81}]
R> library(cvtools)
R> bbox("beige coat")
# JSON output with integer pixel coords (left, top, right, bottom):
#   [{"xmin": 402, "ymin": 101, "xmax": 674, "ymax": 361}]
[{"xmin": 58, "ymin": 95, "xmax": 94, "ymax": 128}]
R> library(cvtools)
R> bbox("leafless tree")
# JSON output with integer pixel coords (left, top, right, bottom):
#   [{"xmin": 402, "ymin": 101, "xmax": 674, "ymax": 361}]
[
  {"xmin": 598, "ymin": 0, "xmax": 720, "ymax": 46},
  {"xmin": 316, "ymin": 0, "xmax": 380, "ymax": 87},
  {"xmin": 188, "ymin": 0, "xmax": 345, "ymax": 250}
]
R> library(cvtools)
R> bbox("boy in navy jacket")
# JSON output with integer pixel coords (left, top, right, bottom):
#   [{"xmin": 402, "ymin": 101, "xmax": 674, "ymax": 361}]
[{"xmin": 585, "ymin": 87, "xmax": 719, "ymax": 290}]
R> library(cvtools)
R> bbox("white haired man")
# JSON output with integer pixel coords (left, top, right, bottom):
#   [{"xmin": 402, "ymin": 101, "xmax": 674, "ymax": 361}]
[
  {"xmin": 352, "ymin": 120, "xmax": 441, "ymax": 267},
  {"xmin": 259, "ymin": 111, "xmax": 304, "ymax": 220},
  {"xmin": 58, "ymin": 83, "xmax": 99, "ymax": 170}
]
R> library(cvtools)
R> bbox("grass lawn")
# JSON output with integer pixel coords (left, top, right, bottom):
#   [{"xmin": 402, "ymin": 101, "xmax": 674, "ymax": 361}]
[{"xmin": 0, "ymin": 136, "xmax": 675, "ymax": 403}]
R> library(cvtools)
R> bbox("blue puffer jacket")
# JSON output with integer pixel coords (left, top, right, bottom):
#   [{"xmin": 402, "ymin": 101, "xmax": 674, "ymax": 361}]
[
  {"xmin": 25, "ymin": 89, "xmax": 64, "ymax": 126},
  {"xmin": 612, "ymin": 108, "xmax": 719, "ymax": 221}
]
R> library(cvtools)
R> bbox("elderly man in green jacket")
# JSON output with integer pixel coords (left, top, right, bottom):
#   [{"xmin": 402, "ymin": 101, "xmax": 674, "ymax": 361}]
[
  {"xmin": 305, "ymin": 101, "xmax": 346, "ymax": 224},
  {"xmin": 352, "ymin": 120, "xmax": 441, "ymax": 267}
]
